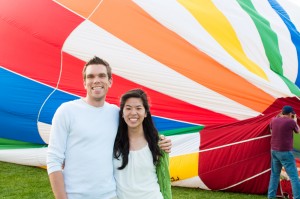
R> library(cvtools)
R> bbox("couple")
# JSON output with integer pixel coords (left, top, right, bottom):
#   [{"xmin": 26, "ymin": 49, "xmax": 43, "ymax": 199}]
[{"xmin": 47, "ymin": 56, "xmax": 172, "ymax": 199}]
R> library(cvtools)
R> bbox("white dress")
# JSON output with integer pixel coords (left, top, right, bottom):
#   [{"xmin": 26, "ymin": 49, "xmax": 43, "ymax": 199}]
[{"xmin": 113, "ymin": 144, "xmax": 163, "ymax": 199}]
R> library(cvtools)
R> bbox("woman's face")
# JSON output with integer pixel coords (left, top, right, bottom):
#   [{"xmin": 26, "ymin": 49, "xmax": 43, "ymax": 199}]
[{"xmin": 122, "ymin": 97, "xmax": 147, "ymax": 129}]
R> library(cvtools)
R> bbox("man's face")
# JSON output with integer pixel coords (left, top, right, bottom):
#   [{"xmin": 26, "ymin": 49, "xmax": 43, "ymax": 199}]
[{"xmin": 83, "ymin": 64, "xmax": 112, "ymax": 105}]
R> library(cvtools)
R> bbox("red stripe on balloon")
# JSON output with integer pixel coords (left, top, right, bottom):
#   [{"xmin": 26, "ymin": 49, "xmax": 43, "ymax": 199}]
[
  {"xmin": 199, "ymin": 112, "xmax": 276, "ymax": 193},
  {"xmin": 0, "ymin": 0, "xmax": 84, "ymax": 87},
  {"xmin": 59, "ymin": 53, "xmax": 237, "ymax": 125}
]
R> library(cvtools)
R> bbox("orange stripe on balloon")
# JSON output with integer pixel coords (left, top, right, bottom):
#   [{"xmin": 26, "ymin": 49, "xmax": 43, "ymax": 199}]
[
  {"xmin": 59, "ymin": 0, "xmax": 275, "ymax": 112},
  {"xmin": 54, "ymin": 0, "xmax": 101, "ymax": 18}
]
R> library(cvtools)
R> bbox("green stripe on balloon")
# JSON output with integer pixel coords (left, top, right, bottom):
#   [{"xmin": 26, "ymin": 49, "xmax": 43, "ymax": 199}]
[
  {"xmin": 0, "ymin": 138, "xmax": 47, "ymax": 150},
  {"xmin": 280, "ymin": 76, "xmax": 300, "ymax": 95},
  {"xmin": 160, "ymin": 126, "xmax": 204, "ymax": 136},
  {"xmin": 237, "ymin": 0, "xmax": 300, "ymax": 95},
  {"xmin": 237, "ymin": 0, "xmax": 283, "ymax": 74}
]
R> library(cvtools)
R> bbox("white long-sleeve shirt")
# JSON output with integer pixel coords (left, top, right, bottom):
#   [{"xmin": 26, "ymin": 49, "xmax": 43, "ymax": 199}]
[{"xmin": 47, "ymin": 99, "xmax": 119, "ymax": 199}]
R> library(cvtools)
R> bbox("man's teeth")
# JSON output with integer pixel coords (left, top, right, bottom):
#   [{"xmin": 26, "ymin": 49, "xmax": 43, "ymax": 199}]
[{"xmin": 93, "ymin": 86, "xmax": 103, "ymax": 90}]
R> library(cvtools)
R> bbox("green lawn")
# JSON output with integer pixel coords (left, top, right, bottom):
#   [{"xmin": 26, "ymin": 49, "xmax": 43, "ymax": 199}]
[
  {"xmin": 0, "ymin": 161, "xmax": 53, "ymax": 199},
  {"xmin": 0, "ymin": 161, "xmax": 267, "ymax": 199}
]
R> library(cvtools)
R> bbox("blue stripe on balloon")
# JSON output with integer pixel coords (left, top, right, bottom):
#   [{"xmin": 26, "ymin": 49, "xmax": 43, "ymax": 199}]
[
  {"xmin": 39, "ymin": 92, "xmax": 196, "ymax": 130},
  {"xmin": 268, "ymin": 0, "xmax": 300, "ymax": 86},
  {"xmin": 0, "ymin": 68, "xmax": 78, "ymax": 144},
  {"xmin": 0, "ymin": 67, "xmax": 51, "ymax": 144},
  {"xmin": 153, "ymin": 117, "xmax": 197, "ymax": 131},
  {"xmin": 38, "ymin": 90, "xmax": 79, "ymax": 124},
  {"xmin": 0, "ymin": 67, "xmax": 194, "ymax": 144}
]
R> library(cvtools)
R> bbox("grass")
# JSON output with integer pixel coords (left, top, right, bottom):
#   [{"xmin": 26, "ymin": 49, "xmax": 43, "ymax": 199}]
[
  {"xmin": 0, "ymin": 161, "xmax": 267, "ymax": 199},
  {"xmin": 0, "ymin": 161, "xmax": 53, "ymax": 199},
  {"xmin": 171, "ymin": 187, "xmax": 266, "ymax": 199}
]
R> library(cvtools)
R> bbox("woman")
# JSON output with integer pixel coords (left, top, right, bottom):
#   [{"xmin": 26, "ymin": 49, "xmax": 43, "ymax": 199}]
[{"xmin": 113, "ymin": 89, "xmax": 172, "ymax": 199}]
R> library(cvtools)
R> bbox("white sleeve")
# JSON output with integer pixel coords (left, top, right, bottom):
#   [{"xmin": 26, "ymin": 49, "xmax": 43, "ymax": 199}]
[{"xmin": 46, "ymin": 104, "xmax": 69, "ymax": 174}]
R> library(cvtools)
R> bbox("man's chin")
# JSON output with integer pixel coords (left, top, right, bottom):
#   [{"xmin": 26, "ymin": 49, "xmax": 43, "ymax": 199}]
[{"xmin": 93, "ymin": 96, "xmax": 105, "ymax": 101}]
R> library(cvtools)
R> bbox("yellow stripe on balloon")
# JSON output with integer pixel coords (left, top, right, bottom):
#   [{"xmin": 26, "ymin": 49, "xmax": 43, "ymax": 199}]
[
  {"xmin": 170, "ymin": 153, "xmax": 199, "ymax": 181},
  {"xmin": 178, "ymin": 0, "xmax": 268, "ymax": 80}
]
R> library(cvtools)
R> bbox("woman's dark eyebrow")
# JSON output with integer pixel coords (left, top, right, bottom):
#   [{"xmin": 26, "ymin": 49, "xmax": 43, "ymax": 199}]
[{"xmin": 125, "ymin": 104, "xmax": 143, "ymax": 107}]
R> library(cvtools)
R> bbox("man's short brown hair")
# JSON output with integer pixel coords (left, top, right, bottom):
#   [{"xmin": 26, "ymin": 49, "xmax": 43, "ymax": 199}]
[{"xmin": 82, "ymin": 56, "xmax": 112, "ymax": 80}]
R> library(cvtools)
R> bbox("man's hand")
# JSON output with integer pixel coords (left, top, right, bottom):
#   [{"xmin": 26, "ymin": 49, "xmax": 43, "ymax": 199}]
[
  {"xmin": 293, "ymin": 114, "xmax": 297, "ymax": 122},
  {"xmin": 159, "ymin": 135, "xmax": 172, "ymax": 153}
]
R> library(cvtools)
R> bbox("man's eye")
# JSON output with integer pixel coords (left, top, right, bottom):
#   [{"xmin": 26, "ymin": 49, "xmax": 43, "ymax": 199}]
[{"xmin": 86, "ymin": 74, "xmax": 95, "ymax": 78}]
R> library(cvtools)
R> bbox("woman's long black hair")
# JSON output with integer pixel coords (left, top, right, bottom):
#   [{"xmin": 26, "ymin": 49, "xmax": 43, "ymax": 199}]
[{"xmin": 113, "ymin": 89, "xmax": 162, "ymax": 170}]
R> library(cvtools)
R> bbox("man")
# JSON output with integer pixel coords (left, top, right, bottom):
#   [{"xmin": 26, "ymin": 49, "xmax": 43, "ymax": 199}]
[
  {"xmin": 268, "ymin": 105, "xmax": 300, "ymax": 199},
  {"xmin": 47, "ymin": 56, "xmax": 172, "ymax": 199}
]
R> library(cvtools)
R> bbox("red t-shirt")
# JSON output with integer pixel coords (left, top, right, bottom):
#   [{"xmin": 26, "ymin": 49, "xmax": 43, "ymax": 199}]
[{"xmin": 270, "ymin": 116, "xmax": 299, "ymax": 151}]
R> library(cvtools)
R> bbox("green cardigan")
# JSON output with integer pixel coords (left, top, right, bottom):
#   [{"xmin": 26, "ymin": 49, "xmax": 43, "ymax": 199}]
[{"xmin": 156, "ymin": 151, "xmax": 172, "ymax": 199}]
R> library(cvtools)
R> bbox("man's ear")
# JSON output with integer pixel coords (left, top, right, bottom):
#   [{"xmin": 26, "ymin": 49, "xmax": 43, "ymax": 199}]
[
  {"xmin": 109, "ymin": 77, "xmax": 113, "ymax": 88},
  {"xmin": 83, "ymin": 79, "xmax": 87, "ymax": 89}
]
